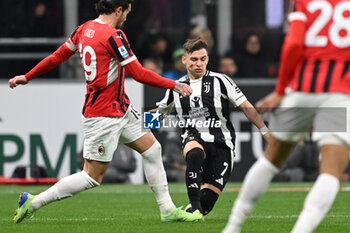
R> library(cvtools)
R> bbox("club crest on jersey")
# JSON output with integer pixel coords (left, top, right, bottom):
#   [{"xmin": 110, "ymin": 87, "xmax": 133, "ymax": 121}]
[
  {"xmin": 118, "ymin": 46, "xmax": 129, "ymax": 58},
  {"xmin": 98, "ymin": 145, "xmax": 105, "ymax": 156},
  {"xmin": 203, "ymin": 82, "xmax": 211, "ymax": 93}
]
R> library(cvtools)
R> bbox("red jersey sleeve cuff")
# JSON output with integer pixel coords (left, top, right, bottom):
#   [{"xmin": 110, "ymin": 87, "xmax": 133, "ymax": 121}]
[
  {"xmin": 24, "ymin": 73, "xmax": 33, "ymax": 81},
  {"xmin": 274, "ymin": 86, "xmax": 285, "ymax": 95}
]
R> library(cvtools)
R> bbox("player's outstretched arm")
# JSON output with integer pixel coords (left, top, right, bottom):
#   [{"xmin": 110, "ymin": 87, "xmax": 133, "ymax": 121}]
[
  {"xmin": 9, "ymin": 43, "xmax": 75, "ymax": 89},
  {"xmin": 9, "ymin": 75, "xmax": 29, "ymax": 89},
  {"xmin": 239, "ymin": 100, "xmax": 271, "ymax": 141},
  {"xmin": 124, "ymin": 60, "xmax": 192, "ymax": 97}
]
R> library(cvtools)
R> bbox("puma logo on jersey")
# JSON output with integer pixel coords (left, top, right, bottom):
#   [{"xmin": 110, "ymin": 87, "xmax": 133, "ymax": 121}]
[{"xmin": 215, "ymin": 178, "xmax": 223, "ymax": 185}]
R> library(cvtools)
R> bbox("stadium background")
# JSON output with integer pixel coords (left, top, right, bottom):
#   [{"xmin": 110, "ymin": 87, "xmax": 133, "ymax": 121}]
[{"xmin": 2, "ymin": 0, "xmax": 287, "ymax": 182}]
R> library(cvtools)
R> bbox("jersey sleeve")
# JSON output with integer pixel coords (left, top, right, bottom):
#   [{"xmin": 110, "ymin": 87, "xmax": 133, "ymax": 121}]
[
  {"xmin": 25, "ymin": 43, "xmax": 75, "ymax": 81},
  {"xmin": 65, "ymin": 26, "xmax": 81, "ymax": 52},
  {"xmin": 221, "ymin": 75, "xmax": 247, "ymax": 107},
  {"xmin": 24, "ymin": 27, "xmax": 81, "ymax": 81},
  {"xmin": 107, "ymin": 30, "xmax": 137, "ymax": 66},
  {"xmin": 274, "ymin": 0, "xmax": 306, "ymax": 95},
  {"xmin": 287, "ymin": 0, "xmax": 307, "ymax": 23},
  {"xmin": 156, "ymin": 89, "xmax": 176, "ymax": 116}
]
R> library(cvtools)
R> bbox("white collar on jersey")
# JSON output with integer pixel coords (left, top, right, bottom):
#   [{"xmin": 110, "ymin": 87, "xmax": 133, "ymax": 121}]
[
  {"xmin": 93, "ymin": 18, "xmax": 107, "ymax": 24},
  {"xmin": 187, "ymin": 70, "xmax": 210, "ymax": 83}
]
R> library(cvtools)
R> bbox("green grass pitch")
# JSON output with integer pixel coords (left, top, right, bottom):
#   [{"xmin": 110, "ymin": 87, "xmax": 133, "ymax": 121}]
[{"xmin": 1, "ymin": 183, "xmax": 350, "ymax": 233}]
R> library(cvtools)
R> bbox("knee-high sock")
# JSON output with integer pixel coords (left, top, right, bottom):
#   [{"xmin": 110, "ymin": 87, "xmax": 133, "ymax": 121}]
[
  {"xmin": 31, "ymin": 171, "xmax": 99, "ymax": 211},
  {"xmin": 185, "ymin": 148, "xmax": 205, "ymax": 213},
  {"xmin": 142, "ymin": 141, "xmax": 176, "ymax": 216},
  {"xmin": 291, "ymin": 174, "xmax": 339, "ymax": 233},
  {"xmin": 200, "ymin": 188, "xmax": 219, "ymax": 215},
  {"xmin": 223, "ymin": 157, "xmax": 279, "ymax": 232}
]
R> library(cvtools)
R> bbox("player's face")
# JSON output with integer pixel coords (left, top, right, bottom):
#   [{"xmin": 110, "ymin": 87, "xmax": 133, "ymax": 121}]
[
  {"xmin": 182, "ymin": 48, "xmax": 209, "ymax": 79},
  {"xmin": 116, "ymin": 4, "xmax": 131, "ymax": 28}
]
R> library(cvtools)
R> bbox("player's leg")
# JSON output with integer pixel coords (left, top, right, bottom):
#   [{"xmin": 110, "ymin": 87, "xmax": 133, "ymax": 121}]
[
  {"xmin": 199, "ymin": 184, "xmax": 220, "ymax": 215},
  {"xmin": 198, "ymin": 144, "xmax": 233, "ymax": 215},
  {"xmin": 223, "ymin": 92, "xmax": 314, "ymax": 232},
  {"xmin": 121, "ymin": 107, "xmax": 202, "ymax": 221},
  {"xmin": 13, "ymin": 116, "xmax": 119, "ymax": 223},
  {"xmin": 291, "ymin": 144, "xmax": 349, "ymax": 233},
  {"xmin": 183, "ymin": 140, "xmax": 206, "ymax": 214},
  {"xmin": 291, "ymin": 94, "xmax": 350, "ymax": 232},
  {"xmin": 13, "ymin": 160, "xmax": 105, "ymax": 223},
  {"xmin": 30, "ymin": 159, "xmax": 106, "ymax": 208},
  {"xmin": 125, "ymin": 132, "xmax": 202, "ymax": 221},
  {"xmin": 222, "ymin": 135, "xmax": 295, "ymax": 233},
  {"xmin": 126, "ymin": 132, "xmax": 176, "ymax": 215}
]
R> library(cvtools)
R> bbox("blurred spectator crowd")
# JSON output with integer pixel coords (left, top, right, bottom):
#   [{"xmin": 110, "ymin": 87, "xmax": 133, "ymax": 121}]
[
  {"xmin": 0, "ymin": 0, "xmax": 283, "ymax": 80},
  {"xmin": 3, "ymin": 0, "xmax": 350, "ymax": 184}
]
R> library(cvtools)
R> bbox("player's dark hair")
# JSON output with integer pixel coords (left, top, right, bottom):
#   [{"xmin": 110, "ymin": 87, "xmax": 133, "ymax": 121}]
[
  {"xmin": 183, "ymin": 38, "xmax": 208, "ymax": 54},
  {"xmin": 96, "ymin": 0, "xmax": 133, "ymax": 15}
]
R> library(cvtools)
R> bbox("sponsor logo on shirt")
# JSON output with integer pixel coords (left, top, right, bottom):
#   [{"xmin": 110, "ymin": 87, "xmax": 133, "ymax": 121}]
[{"xmin": 191, "ymin": 96, "xmax": 201, "ymax": 108}]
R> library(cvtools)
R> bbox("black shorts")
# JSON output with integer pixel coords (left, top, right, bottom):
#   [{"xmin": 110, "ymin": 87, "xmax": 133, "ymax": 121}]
[{"xmin": 183, "ymin": 135, "xmax": 234, "ymax": 191}]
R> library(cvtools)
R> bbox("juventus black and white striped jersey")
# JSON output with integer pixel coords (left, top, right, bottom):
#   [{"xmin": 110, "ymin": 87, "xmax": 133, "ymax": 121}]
[{"xmin": 157, "ymin": 71, "xmax": 247, "ymax": 149}]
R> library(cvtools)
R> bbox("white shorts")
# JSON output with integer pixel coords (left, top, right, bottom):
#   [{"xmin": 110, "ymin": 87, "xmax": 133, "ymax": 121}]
[
  {"xmin": 269, "ymin": 92, "xmax": 350, "ymax": 147},
  {"xmin": 82, "ymin": 106, "xmax": 149, "ymax": 162}
]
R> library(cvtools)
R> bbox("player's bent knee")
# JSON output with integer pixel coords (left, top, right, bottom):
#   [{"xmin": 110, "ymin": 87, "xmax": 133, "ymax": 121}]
[
  {"xmin": 141, "ymin": 140, "xmax": 162, "ymax": 160},
  {"xmin": 183, "ymin": 141, "xmax": 204, "ymax": 157},
  {"xmin": 200, "ymin": 188, "xmax": 219, "ymax": 215},
  {"xmin": 186, "ymin": 147, "xmax": 205, "ymax": 164}
]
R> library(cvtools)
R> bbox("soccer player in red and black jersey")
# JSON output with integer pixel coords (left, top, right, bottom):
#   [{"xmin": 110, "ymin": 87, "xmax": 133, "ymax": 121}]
[
  {"xmin": 10, "ymin": 0, "xmax": 203, "ymax": 224},
  {"xmin": 223, "ymin": 0, "xmax": 350, "ymax": 232}
]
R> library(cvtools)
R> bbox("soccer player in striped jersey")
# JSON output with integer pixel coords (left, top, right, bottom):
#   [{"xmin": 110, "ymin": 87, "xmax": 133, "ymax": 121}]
[
  {"xmin": 223, "ymin": 0, "xmax": 350, "ymax": 232},
  {"xmin": 10, "ymin": 0, "xmax": 202, "ymax": 224},
  {"xmin": 157, "ymin": 38, "xmax": 270, "ymax": 216}
]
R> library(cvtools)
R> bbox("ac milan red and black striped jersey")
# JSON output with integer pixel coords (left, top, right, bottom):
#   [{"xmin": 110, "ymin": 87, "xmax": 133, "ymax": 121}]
[
  {"xmin": 66, "ymin": 19, "xmax": 136, "ymax": 117},
  {"xmin": 276, "ymin": 0, "xmax": 350, "ymax": 95}
]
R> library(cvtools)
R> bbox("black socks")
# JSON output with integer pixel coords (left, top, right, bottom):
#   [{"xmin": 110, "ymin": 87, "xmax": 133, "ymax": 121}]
[{"xmin": 185, "ymin": 148, "xmax": 205, "ymax": 213}]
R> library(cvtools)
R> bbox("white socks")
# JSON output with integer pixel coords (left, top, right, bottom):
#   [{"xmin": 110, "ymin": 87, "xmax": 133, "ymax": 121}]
[
  {"xmin": 30, "ymin": 141, "xmax": 176, "ymax": 217},
  {"xmin": 141, "ymin": 141, "xmax": 176, "ymax": 216},
  {"xmin": 223, "ymin": 157, "xmax": 279, "ymax": 233},
  {"xmin": 31, "ymin": 171, "xmax": 99, "ymax": 211},
  {"xmin": 291, "ymin": 174, "xmax": 339, "ymax": 233}
]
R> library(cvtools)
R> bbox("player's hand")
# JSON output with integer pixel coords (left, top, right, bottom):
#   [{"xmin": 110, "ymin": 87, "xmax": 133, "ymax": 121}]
[
  {"xmin": 255, "ymin": 92, "xmax": 283, "ymax": 113},
  {"xmin": 9, "ymin": 75, "xmax": 29, "ymax": 89},
  {"xmin": 173, "ymin": 81, "xmax": 192, "ymax": 98}
]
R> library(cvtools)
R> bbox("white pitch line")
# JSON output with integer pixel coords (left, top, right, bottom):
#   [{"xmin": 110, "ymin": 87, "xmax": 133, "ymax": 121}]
[
  {"xmin": 1, "ymin": 186, "xmax": 350, "ymax": 195},
  {"xmin": 250, "ymin": 214, "xmax": 350, "ymax": 219},
  {"xmin": 0, "ymin": 217, "xmax": 118, "ymax": 222},
  {"xmin": 1, "ymin": 214, "xmax": 349, "ymax": 222},
  {"xmin": 226, "ymin": 186, "xmax": 350, "ymax": 192}
]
